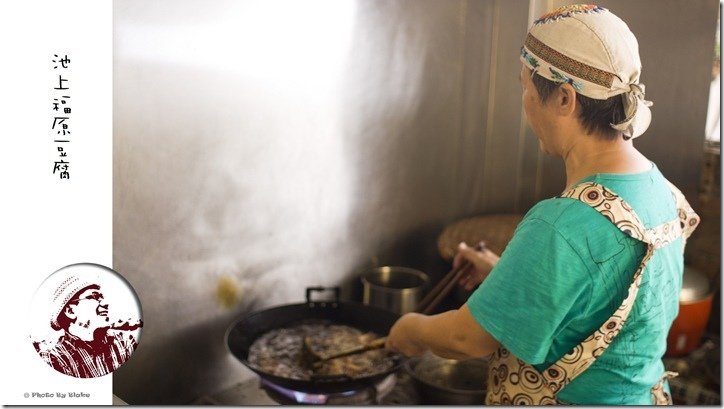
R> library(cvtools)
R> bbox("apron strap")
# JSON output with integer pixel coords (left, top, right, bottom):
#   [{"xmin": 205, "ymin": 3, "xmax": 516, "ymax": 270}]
[
  {"xmin": 559, "ymin": 182, "xmax": 648, "ymax": 242},
  {"xmin": 665, "ymin": 180, "xmax": 701, "ymax": 245},
  {"xmin": 543, "ymin": 182, "xmax": 698, "ymax": 390}
]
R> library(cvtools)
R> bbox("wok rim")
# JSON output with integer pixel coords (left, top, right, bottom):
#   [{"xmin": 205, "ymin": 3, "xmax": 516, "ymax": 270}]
[{"xmin": 225, "ymin": 298, "xmax": 406, "ymax": 393}]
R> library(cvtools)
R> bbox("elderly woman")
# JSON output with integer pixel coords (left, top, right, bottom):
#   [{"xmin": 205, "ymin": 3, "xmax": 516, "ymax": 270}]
[{"xmin": 386, "ymin": 5, "xmax": 699, "ymax": 405}]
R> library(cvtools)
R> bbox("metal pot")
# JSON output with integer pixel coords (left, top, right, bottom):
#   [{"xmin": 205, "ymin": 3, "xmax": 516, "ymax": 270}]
[
  {"xmin": 361, "ymin": 266, "xmax": 429, "ymax": 314},
  {"xmin": 666, "ymin": 266, "xmax": 714, "ymax": 356},
  {"xmin": 404, "ymin": 352, "xmax": 487, "ymax": 405}
]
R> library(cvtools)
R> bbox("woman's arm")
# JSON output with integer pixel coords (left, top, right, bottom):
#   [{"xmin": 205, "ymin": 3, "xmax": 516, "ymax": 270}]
[{"xmin": 386, "ymin": 303, "xmax": 500, "ymax": 359}]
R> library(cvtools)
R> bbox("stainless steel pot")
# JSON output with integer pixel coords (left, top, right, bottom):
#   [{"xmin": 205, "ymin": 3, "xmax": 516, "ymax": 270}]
[
  {"xmin": 361, "ymin": 266, "xmax": 428, "ymax": 314},
  {"xmin": 404, "ymin": 351, "xmax": 487, "ymax": 405}
]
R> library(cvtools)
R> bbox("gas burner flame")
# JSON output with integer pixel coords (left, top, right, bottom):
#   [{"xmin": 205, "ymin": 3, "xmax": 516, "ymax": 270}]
[
  {"xmin": 261, "ymin": 379, "xmax": 335, "ymax": 404},
  {"xmin": 260, "ymin": 374, "xmax": 396, "ymax": 405}
]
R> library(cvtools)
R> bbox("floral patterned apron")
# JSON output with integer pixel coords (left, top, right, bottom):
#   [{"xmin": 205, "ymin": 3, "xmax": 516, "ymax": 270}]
[{"xmin": 485, "ymin": 181, "xmax": 699, "ymax": 405}]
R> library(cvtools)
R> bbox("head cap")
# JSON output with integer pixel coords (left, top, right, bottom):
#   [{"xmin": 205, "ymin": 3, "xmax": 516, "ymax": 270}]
[
  {"xmin": 520, "ymin": 4, "xmax": 652, "ymax": 139},
  {"xmin": 49, "ymin": 275, "xmax": 98, "ymax": 330}
]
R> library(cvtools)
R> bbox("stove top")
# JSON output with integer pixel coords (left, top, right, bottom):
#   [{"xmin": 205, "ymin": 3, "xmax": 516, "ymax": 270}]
[
  {"xmin": 261, "ymin": 374, "xmax": 395, "ymax": 405},
  {"xmin": 195, "ymin": 371, "xmax": 420, "ymax": 405}
]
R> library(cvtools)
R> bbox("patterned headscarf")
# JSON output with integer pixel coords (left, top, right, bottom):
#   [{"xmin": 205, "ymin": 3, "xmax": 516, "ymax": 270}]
[{"xmin": 520, "ymin": 4, "xmax": 652, "ymax": 139}]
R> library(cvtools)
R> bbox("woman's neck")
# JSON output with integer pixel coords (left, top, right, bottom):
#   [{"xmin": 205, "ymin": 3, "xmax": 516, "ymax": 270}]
[{"xmin": 562, "ymin": 136, "xmax": 650, "ymax": 190}]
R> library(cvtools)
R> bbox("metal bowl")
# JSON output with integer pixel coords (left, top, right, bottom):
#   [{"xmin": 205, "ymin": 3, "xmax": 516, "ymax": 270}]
[{"xmin": 404, "ymin": 351, "xmax": 488, "ymax": 405}]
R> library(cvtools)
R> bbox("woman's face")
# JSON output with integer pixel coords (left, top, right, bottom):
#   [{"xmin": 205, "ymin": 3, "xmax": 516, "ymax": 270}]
[{"xmin": 520, "ymin": 65, "xmax": 558, "ymax": 155}]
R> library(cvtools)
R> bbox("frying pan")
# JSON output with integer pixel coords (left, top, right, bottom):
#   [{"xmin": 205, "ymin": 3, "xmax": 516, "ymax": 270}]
[{"xmin": 225, "ymin": 287, "xmax": 405, "ymax": 394}]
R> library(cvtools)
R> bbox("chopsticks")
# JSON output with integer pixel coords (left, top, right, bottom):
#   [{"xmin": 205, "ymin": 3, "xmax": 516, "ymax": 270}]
[
  {"xmin": 308, "ymin": 241, "xmax": 486, "ymax": 364},
  {"xmin": 415, "ymin": 241, "xmax": 486, "ymax": 315}
]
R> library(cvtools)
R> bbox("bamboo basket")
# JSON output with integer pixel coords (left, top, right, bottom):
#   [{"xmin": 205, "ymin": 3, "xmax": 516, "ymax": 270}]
[{"xmin": 437, "ymin": 214, "xmax": 523, "ymax": 262}]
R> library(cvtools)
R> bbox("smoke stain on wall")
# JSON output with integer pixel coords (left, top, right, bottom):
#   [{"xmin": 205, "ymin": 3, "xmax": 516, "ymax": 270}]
[{"xmin": 215, "ymin": 275, "xmax": 241, "ymax": 309}]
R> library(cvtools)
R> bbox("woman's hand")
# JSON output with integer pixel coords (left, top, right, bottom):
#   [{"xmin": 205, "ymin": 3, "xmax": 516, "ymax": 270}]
[
  {"xmin": 454, "ymin": 242, "xmax": 500, "ymax": 291},
  {"xmin": 385, "ymin": 313, "xmax": 427, "ymax": 357}
]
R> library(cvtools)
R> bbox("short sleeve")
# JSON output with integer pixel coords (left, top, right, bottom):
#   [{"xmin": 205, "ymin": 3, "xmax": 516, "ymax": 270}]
[{"xmin": 467, "ymin": 215, "xmax": 593, "ymax": 364}]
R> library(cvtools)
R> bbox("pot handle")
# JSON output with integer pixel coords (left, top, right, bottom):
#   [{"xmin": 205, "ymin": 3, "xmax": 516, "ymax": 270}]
[{"xmin": 305, "ymin": 287, "xmax": 341, "ymax": 307}]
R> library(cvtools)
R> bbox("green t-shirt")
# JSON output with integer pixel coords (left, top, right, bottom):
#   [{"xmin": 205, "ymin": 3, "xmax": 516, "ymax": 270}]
[{"xmin": 467, "ymin": 163, "xmax": 684, "ymax": 405}]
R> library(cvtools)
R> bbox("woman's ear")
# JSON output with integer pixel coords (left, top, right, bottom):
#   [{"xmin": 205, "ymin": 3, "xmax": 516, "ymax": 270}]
[{"xmin": 555, "ymin": 83, "xmax": 578, "ymax": 117}]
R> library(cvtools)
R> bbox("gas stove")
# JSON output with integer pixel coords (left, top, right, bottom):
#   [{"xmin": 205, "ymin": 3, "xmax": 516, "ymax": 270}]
[{"xmin": 195, "ymin": 371, "xmax": 420, "ymax": 405}]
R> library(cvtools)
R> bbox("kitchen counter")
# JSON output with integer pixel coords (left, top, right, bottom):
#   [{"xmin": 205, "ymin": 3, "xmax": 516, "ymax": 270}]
[{"xmin": 196, "ymin": 339, "xmax": 720, "ymax": 405}]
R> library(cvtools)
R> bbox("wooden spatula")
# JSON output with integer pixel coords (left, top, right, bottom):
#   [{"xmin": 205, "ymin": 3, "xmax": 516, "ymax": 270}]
[{"xmin": 304, "ymin": 336, "xmax": 387, "ymax": 366}]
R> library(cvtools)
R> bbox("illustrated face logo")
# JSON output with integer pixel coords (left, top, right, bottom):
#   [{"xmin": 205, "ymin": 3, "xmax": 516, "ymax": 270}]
[{"xmin": 30, "ymin": 263, "xmax": 144, "ymax": 378}]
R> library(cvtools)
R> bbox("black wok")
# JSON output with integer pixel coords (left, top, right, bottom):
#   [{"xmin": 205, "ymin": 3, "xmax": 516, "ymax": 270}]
[{"xmin": 225, "ymin": 287, "xmax": 405, "ymax": 394}]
